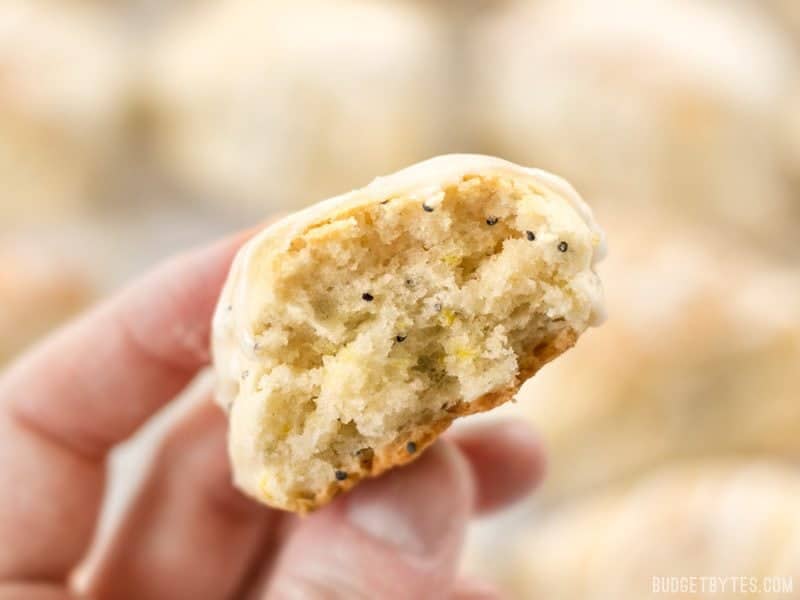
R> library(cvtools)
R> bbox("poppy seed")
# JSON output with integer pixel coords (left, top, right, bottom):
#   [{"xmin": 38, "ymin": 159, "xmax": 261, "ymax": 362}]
[
  {"xmin": 335, "ymin": 470, "xmax": 348, "ymax": 481},
  {"xmin": 362, "ymin": 292, "xmax": 374, "ymax": 301},
  {"xmin": 526, "ymin": 230, "xmax": 535, "ymax": 241},
  {"xmin": 558, "ymin": 241, "xmax": 569, "ymax": 252}
]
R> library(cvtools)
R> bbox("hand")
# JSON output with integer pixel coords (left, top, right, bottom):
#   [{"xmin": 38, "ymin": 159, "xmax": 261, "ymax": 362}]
[{"xmin": 0, "ymin": 231, "xmax": 545, "ymax": 600}]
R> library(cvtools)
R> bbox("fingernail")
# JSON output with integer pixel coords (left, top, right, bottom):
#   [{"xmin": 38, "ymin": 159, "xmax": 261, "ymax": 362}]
[{"xmin": 345, "ymin": 442, "xmax": 472, "ymax": 556}]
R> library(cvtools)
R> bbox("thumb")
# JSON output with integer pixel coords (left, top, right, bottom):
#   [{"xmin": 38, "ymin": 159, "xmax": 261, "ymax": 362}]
[{"xmin": 264, "ymin": 441, "xmax": 475, "ymax": 599}]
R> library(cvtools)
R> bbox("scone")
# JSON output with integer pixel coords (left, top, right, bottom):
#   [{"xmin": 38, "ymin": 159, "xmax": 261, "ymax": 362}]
[
  {"xmin": 501, "ymin": 459, "xmax": 800, "ymax": 599},
  {"xmin": 0, "ymin": 0, "xmax": 130, "ymax": 223},
  {"xmin": 471, "ymin": 0, "xmax": 798, "ymax": 253},
  {"xmin": 148, "ymin": 0, "xmax": 451, "ymax": 215},
  {"xmin": 212, "ymin": 155, "xmax": 605, "ymax": 512}
]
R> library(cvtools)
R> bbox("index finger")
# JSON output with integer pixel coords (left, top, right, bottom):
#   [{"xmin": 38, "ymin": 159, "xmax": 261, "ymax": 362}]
[
  {"xmin": 1, "ymin": 229, "xmax": 251, "ymax": 459},
  {"xmin": 0, "ymin": 229, "xmax": 250, "ymax": 581}
]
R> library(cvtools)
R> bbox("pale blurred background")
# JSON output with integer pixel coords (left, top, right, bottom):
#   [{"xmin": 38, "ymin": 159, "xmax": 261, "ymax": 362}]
[{"xmin": 2, "ymin": 0, "xmax": 800, "ymax": 597}]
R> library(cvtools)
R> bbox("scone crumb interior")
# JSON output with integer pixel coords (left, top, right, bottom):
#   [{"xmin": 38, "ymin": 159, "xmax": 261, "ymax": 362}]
[{"xmin": 227, "ymin": 173, "xmax": 600, "ymax": 511}]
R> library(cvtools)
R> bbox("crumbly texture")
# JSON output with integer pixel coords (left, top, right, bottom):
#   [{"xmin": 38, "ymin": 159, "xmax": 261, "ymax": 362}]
[{"xmin": 214, "ymin": 158, "xmax": 604, "ymax": 512}]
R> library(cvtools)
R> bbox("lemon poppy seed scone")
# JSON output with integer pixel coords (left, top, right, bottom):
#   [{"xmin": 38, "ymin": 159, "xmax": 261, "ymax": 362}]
[
  {"xmin": 213, "ymin": 155, "xmax": 606, "ymax": 512},
  {"xmin": 501, "ymin": 459, "xmax": 800, "ymax": 599},
  {"xmin": 148, "ymin": 0, "xmax": 451, "ymax": 215},
  {"xmin": 0, "ymin": 0, "xmax": 130, "ymax": 223},
  {"xmin": 471, "ymin": 0, "xmax": 798, "ymax": 252}
]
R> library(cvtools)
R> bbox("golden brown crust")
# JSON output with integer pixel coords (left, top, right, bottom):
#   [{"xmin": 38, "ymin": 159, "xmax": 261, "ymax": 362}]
[{"xmin": 290, "ymin": 327, "xmax": 579, "ymax": 514}]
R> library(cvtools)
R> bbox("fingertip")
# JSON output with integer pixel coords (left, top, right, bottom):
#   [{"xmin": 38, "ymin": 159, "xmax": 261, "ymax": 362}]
[
  {"xmin": 344, "ymin": 440, "xmax": 475, "ymax": 557},
  {"xmin": 264, "ymin": 441, "xmax": 475, "ymax": 598},
  {"xmin": 488, "ymin": 419, "xmax": 548, "ymax": 479},
  {"xmin": 452, "ymin": 419, "xmax": 547, "ymax": 514}
]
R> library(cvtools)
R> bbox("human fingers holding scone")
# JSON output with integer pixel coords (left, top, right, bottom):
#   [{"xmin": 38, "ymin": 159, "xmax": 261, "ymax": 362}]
[
  {"xmin": 0, "ymin": 152, "xmax": 603, "ymax": 598},
  {"xmin": 213, "ymin": 154, "xmax": 605, "ymax": 513}
]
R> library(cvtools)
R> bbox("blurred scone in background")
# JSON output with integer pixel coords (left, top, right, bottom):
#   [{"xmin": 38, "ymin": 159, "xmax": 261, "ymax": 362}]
[{"xmin": 2, "ymin": 0, "xmax": 800, "ymax": 598}]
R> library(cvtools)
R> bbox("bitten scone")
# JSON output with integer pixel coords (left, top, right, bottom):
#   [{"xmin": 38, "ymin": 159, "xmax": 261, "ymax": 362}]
[{"xmin": 212, "ymin": 155, "xmax": 606, "ymax": 512}]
